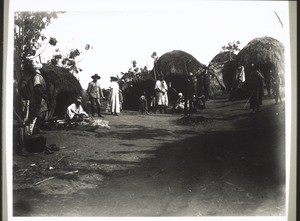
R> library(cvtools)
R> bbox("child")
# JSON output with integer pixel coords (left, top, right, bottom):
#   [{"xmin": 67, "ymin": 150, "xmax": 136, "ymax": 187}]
[{"xmin": 139, "ymin": 92, "xmax": 149, "ymax": 114}]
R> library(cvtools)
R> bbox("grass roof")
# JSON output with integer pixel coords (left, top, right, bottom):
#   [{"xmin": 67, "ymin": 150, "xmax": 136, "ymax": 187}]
[
  {"xmin": 40, "ymin": 64, "xmax": 82, "ymax": 94},
  {"xmin": 237, "ymin": 36, "xmax": 284, "ymax": 75},
  {"xmin": 154, "ymin": 50, "xmax": 206, "ymax": 78}
]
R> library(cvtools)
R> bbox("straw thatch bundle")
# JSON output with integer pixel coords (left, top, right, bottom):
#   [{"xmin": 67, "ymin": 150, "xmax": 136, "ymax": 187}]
[
  {"xmin": 40, "ymin": 64, "xmax": 82, "ymax": 118},
  {"xmin": 236, "ymin": 36, "xmax": 284, "ymax": 81}
]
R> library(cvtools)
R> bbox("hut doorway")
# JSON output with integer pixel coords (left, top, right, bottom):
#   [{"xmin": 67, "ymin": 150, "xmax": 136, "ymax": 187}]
[{"xmin": 53, "ymin": 91, "xmax": 76, "ymax": 118}]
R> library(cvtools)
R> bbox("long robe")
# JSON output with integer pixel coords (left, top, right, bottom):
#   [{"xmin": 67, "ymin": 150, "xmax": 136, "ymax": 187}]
[
  {"xmin": 154, "ymin": 80, "xmax": 168, "ymax": 106},
  {"xmin": 109, "ymin": 81, "xmax": 120, "ymax": 113}
]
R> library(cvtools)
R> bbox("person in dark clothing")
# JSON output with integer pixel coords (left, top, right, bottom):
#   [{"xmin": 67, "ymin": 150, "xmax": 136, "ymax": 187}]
[
  {"xmin": 184, "ymin": 72, "xmax": 195, "ymax": 116},
  {"xmin": 249, "ymin": 64, "xmax": 264, "ymax": 113},
  {"xmin": 203, "ymin": 67, "xmax": 210, "ymax": 101},
  {"xmin": 271, "ymin": 73, "xmax": 282, "ymax": 104}
]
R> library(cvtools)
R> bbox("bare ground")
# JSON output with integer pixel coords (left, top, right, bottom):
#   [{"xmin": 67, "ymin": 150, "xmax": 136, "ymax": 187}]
[{"xmin": 13, "ymin": 97, "xmax": 286, "ymax": 217}]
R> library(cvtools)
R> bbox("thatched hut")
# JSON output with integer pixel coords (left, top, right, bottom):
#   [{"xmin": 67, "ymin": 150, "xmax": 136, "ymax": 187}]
[
  {"xmin": 210, "ymin": 51, "xmax": 237, "ymax": 91},
  {"xmin": 153, "ymin": 50, "xmax": 206, "ymax": 103},
  {"xmin": 236, "ymin": 36, "xmax": 285, "ymax": 84},
  {"xmin": 120, "ymin": 71, "xmax": 155, "ymax": 110},
  {"xmin": 40, "ymin": 64, "xmax": 82, "ymax": 118}
]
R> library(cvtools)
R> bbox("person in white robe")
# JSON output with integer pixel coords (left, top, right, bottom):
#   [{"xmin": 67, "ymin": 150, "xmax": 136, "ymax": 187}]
[
  {"xmin": 154, "ymin": 75, "xmax": 168, "ymax": 114},
  {"xmin": 109, "ymin": 76, "xmax": 120, "ymax": 115},
  {"xmin": 67, "ymin": 97, "xmax": 89, "ymax": 121}
]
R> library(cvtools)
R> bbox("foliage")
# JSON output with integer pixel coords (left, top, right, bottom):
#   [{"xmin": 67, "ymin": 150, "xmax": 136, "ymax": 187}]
[
  {"xmin": 221, "ymin": 41, "xmax": 241, "ymax": 60},
  {"xmin": 49, "ymin": 44, "xmax": 92, "ymax": 74},
  {"xmin": 14, "ymin": 12, "xmax": 61, "ymax": 80}
]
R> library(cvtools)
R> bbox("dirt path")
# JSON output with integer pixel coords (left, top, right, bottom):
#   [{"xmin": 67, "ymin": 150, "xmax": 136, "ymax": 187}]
[{"xmin": 13, "ymin": 98, "xmax": 285, "ymax": 216}]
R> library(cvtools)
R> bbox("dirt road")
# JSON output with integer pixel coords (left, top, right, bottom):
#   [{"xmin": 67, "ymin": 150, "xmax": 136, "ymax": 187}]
[{"xmin": 13, "ymin": 97, "xmax": 285, "ymax": 216}]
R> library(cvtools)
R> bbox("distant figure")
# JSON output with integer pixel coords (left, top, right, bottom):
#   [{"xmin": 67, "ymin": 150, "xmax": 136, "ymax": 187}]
[
  {"xmin": 119, "ymin": 89, "xmax": 124, "ymax": 111},
  {"xmin": 265, "ymin": 69, "xmax": 272, "ymax": 97},
  {"xmin": 67, "ymin": 96, "xmax": 89, "ymax": 122},
  {"xmin": 249, "ymin": 64, "xmax": 264, "ymax": 113},
  {"xmin": 184, "ymin": 72, "xmax": 195, "ymax": 116},
  {"xmin": 229, "ymin": 64, "xmax": 245, "ymax": 101},
  {"xmin": 87, "ymin": 73, "xmax": 105, "ymax": 117},
  {"xmin": 203, "ymin": 67, "xmax": 211, "ymax": 101},
  {"xmin": 150, "ymin": 95, "xmax": 157, "ymax": 113},
  {"xmin": 109, "ymin": 76, "xmax": 120, "ymax": 116},
  {"xmin": 154, "ymin": 75, "xmax": 168, "ymax": 114},
  {"xmin": 139, "ymin": 92, "xmax": 149, "ymax": 114},
  {"xmin": 271, "ymin": 73, "xmax": 282, "ymax": 104},
  {"xmin": 173, "ymin": 92, "xmax": 185, "ymax": 114}
]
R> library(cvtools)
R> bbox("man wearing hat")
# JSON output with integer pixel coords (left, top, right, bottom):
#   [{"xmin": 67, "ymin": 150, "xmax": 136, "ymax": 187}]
[
  {"xmin": 67, "ymin": 96, "xmax": 89, "ymax": 121},
  {"xmin": 87, "ymin": 74, "xmax": 105, "ymax": 117}
]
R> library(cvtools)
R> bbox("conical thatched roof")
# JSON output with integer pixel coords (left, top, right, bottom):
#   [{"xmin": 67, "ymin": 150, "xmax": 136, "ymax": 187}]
[
  {"xmin": 154, "ymin": 50, "xmax": 206, "ymax": 78},
  {"xmin": 236, "ymin": 36, "xmax": 284, "ymax": 78}
]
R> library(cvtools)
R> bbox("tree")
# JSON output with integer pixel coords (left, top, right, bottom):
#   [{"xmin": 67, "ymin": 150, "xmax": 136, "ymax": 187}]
[
  {"xmin": 221, "ymin": 41, "xmax": 241, "ymax": 60},
  {"xmin": 14, "ymin": 12, "xmax": 61, "ymax": 81},
  {"xmin": 49, "ymin": 44, "xmax": 92, "ymax": 75}
]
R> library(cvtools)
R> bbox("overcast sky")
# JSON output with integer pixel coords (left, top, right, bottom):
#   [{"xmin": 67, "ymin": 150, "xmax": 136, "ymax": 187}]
[{"xmin": 11, "ymin": 0, "xmax": 290, "ymax": 89}]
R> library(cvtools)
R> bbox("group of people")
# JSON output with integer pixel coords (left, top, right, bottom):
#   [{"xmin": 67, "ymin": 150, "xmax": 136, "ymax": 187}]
[
  {"xmin": 66, "ymin": 73, "xmax": 122, "ymax": 122},
  {"xmin": 140, "ymin": 69, "xmax": 209, "ymax": 116},
  {"xmin": 247, "ymin": 63, "xmax": 282, "ymax": 113}
]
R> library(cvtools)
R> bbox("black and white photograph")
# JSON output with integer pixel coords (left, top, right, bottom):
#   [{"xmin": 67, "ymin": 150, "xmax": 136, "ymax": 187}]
[{"xmin": 2, "ymin": 0, "xmax": 297, "ymax": 220}]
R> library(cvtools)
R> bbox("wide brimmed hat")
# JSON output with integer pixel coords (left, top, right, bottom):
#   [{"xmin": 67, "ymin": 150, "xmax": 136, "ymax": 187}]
[
  {"xmin": 110, "ymin": 76, "xmax": 118, "ymax": 81},
  {"xmin": 91, "ymin": 74, "xmax": 101, "ymax": 79}
]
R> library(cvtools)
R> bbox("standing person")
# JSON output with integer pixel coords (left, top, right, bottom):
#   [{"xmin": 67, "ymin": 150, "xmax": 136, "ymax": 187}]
[
  {"xmin": 229, "ymin": 64, "xmax": 245, "ymax": 101},
  {"xmin": 203, "ymin": 67, "xmax": 211, "ymax": 101},
  {"xmin": 109, "ymin": 76, "xmax": 120, "ymax": 116},
  {"xmin": 139, "ymin": 91, "xmax": 149, "ymax": 114},
  {"xmin": 154, "ymin": 75, "xmax": 168, "ymax": 114},
  {"xmin": 31, "ymin": 62, "xmax": 48, "ymax": 133},
  {"xmin": 87, "ymin": 73, "xmax": 105, "ymax": 117},
  {"xmin": 271, "ymin": 73, "xmax": 282, "ymax": 104},
  {"xmin": 119, "ymin": 89, "xmax": 123, "ymax": 111},
  {"xmin": 249, "ymin": 64, "xmax": 264, "ymax": 113},
  {"xmin": 183, "ymin": 72, "xmax": 195, "ymax": 116}
]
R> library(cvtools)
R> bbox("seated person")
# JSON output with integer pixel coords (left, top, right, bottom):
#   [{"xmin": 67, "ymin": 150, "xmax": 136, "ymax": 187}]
[
  {"xmin": 173, "ymin": 92, "xmax": 185, "ymax": 113},
  {"xmin": 67, "ymin": 96, "xmax": 89, "ymax": 122}
]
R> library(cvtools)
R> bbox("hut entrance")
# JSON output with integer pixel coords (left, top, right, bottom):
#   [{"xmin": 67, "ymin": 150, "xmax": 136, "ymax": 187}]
[
  {"xmin": 53, "ymin": 91, "xmax": 76, "ymax": 117},
  {"xmin": 260, "ymin": 63, "xmax": 276, "ymax": 97}
]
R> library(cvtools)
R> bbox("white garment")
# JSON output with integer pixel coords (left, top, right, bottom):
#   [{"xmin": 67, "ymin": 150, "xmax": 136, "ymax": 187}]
[
  {"xmin": 238, "ymin": 66, "xmax": 246, "ymax": 82},
  {"xmin": 67, "ymin": 103, "xmax": 88, "ymax": 119},
  {"xmin": 109, "ymin": 81, "xmax": 120, "ymax": 113},
  {"xmin": 154, "ymin": 80, "xmax": 168, "ymax": 106}
]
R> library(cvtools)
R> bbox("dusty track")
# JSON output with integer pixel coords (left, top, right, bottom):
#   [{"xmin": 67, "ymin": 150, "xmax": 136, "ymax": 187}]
[{"xmin": 13, "ymin": 97, "xmax": 285, "ymax": 216}]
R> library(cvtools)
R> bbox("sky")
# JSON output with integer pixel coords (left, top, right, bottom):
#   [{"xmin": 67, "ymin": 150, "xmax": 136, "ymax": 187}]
[{"xmin": 11, "ymin": 0, "xmax": 290, "ymax": 89}]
